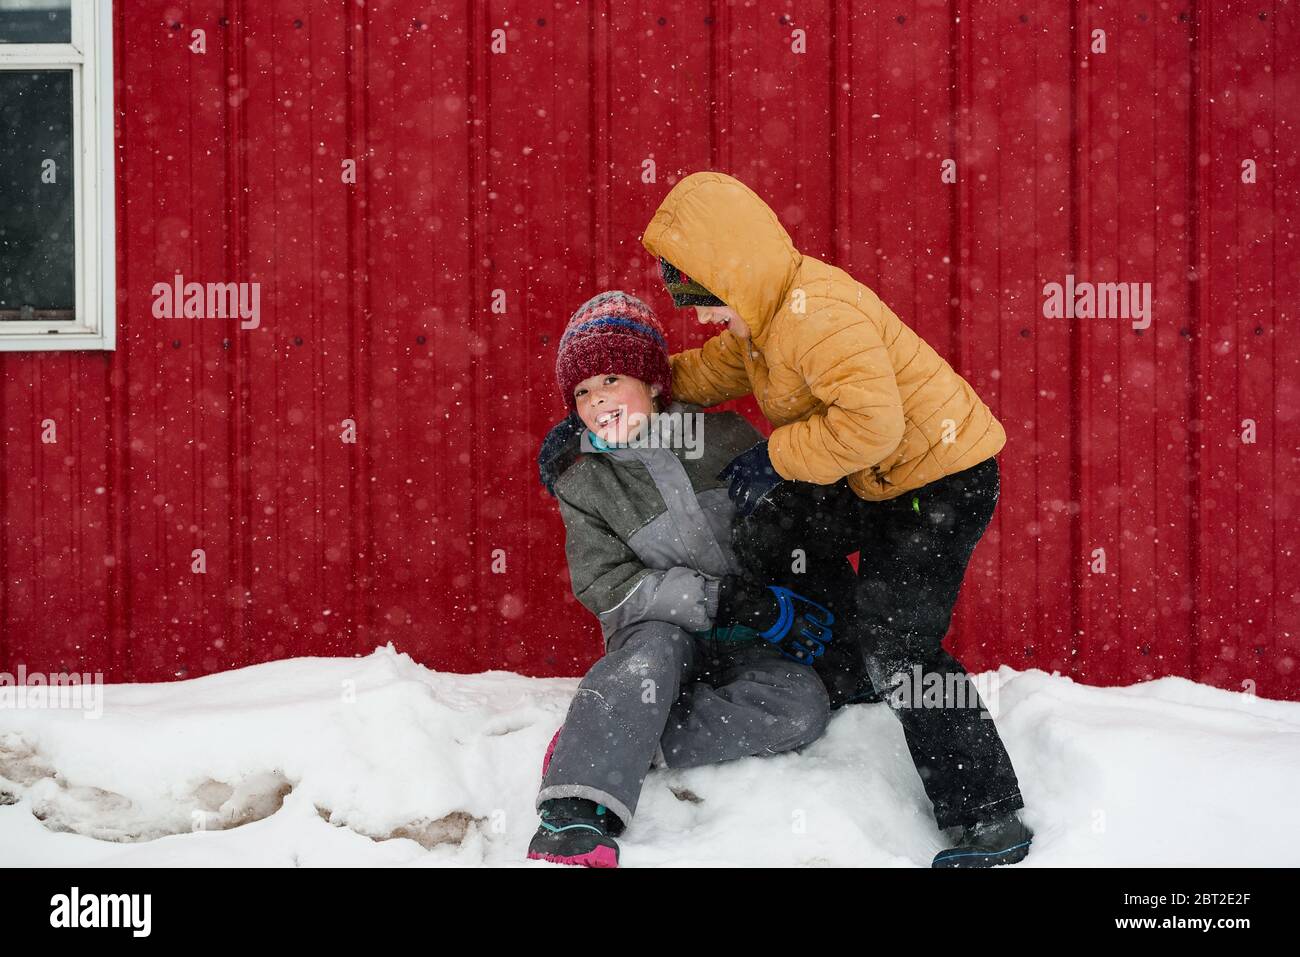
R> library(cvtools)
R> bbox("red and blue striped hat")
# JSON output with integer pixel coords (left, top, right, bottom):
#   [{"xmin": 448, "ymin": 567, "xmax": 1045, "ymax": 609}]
[{"xmin": 556, "ymin": 291, "xmax": 672, "ymax": 411}]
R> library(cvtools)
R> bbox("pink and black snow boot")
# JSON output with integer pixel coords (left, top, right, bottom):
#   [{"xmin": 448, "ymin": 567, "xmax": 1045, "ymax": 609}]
[{"xmin": 526, "ymin": 797, "xmax": 622, "ymax": 868}]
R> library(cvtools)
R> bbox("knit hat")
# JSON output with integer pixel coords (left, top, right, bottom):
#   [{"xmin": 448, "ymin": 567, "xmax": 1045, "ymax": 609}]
[
  {"xmin": 556, "ymin": 291, "xmax": 672, "ymax": 411},
  {"xmin": 659, "ymin": 257, "xmax": 725, "ymax": 308}
]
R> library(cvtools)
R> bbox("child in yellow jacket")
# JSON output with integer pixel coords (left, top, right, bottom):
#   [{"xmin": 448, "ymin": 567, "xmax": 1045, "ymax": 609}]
[{"xmin": 639, "ymin": 171, "xmax": 1031, "ymax": 868}]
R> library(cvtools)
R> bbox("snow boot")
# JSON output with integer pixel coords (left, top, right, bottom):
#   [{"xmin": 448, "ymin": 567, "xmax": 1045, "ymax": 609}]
[
  {"xmin": 931, "ymin": 810, "xmax": 1032, "ymax": 868},
  {"xmin": 527, "ymin": 797, "xmax": 622, "ymax": 868}
]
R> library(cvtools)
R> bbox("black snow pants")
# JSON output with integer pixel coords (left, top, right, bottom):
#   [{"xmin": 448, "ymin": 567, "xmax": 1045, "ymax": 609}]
[{"xmin": 732, "ymin": 455, "xmax": 1025, "ymax": 831}]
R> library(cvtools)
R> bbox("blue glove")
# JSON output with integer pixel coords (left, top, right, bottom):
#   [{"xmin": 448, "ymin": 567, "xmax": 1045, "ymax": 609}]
[
  {"xmin": 538, "ymin": 412, "xmax": 585, "ymax": 496},
  {"xmin": 718, "ymin": 440, "xmax": 784, "ymax": 518},
  {"xmin": 757, "ymin": 586, "xmax": 835, "ymax": 664},
  {"xmin": 715, "ymin": 576, "xmax": 835, "ymax": 665}
]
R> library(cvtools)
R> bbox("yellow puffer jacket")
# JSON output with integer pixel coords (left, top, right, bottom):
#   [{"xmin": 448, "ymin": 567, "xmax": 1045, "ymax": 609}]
[{"xmin": 641, "ymin": 171, "xmax": 1005, "ymax": 502}]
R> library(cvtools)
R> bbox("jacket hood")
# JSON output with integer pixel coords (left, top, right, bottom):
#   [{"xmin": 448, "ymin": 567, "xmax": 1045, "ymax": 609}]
[{"xmin": 640, "ymin": 172, "xmax": 801, "ymax": 344}]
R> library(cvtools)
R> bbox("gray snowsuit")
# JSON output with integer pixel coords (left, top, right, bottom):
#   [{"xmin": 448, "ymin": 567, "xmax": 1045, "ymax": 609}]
[{"xmin": 537, "ymin": 402, "xmax": 831, "ymax": 826}]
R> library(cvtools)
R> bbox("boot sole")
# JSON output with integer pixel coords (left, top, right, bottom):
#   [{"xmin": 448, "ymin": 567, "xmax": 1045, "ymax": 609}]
[
  {"xmin": 527, "ymin": 844, "xmax": 619, "ymax": 868},
  {"xmin": 932, "ymin": 840, "xmax": 1031, "ymax": 868}
]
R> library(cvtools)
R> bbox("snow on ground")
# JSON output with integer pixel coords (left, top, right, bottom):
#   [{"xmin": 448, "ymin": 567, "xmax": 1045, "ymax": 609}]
[{"xmin": 1, "ymin": 644, "xmax": 1297, "ymax": 867}]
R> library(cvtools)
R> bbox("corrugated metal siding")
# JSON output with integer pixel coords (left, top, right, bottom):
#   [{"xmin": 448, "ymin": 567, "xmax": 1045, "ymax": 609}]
[{"xmin": 1, "ymin": 1, "xmax": 1295, "ymax": 699}]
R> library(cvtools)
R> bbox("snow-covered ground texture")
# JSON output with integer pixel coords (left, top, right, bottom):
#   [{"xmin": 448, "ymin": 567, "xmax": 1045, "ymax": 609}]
[{"xmin": 1, "ymin": 644, "xmax": 1297, "ymax": 867}]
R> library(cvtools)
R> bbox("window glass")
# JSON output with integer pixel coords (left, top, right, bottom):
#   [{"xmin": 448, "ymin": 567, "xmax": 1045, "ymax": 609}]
[
  {"xmin": 0, "ymin": 0, "xmax": 71, "ymax": 44},
  {"xmin": 0, "ymin": 70, "xmax": 75, "ymax": 321}
]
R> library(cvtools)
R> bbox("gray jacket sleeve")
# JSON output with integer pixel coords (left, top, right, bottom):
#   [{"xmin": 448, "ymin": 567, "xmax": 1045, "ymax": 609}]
[{"xmin": 556, "ymin": 491, "xmax": 720, "ymax": 636}]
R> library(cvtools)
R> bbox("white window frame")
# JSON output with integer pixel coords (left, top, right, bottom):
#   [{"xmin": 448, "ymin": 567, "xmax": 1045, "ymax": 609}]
[{"xmin": 0, "ymin": 0, "xmax": 115, "ymax": 351}]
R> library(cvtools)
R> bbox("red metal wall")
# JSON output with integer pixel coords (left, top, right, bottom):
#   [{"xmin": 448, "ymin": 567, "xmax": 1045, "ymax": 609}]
[{"xmin": 1, "ymin": 1, "xmax": 1296, "ymax": 699}]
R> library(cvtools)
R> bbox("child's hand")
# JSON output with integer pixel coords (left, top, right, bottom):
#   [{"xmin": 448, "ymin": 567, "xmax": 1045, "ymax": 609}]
[
  {"xmin": 718, "ymin": 440, "xmax": 784, "ymax": 518},
  {"xmin": 715, "ymin": 576, "xmax": 835, "ymax": 664}
]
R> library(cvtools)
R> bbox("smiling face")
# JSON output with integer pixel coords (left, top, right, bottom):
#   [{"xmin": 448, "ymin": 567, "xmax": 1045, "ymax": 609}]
[
  {"xmin": 694, "ymin": 304, "xmax": 750, "ymax": 339},
  {"xmin": 572, "ymin": 373, "xmax": 660, "ymax": 444}
]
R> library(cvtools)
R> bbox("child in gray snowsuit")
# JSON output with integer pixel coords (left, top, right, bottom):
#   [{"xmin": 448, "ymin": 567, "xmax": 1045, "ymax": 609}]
[{"xmin": 527, "ymin": 291, "xmax": 835, "ymax": 868}]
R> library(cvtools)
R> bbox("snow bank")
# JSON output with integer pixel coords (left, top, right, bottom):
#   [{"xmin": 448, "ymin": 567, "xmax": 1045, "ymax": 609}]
[{"xmin": 0, "ymin": 645, "xmax": 1296, "ymax": 866}]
